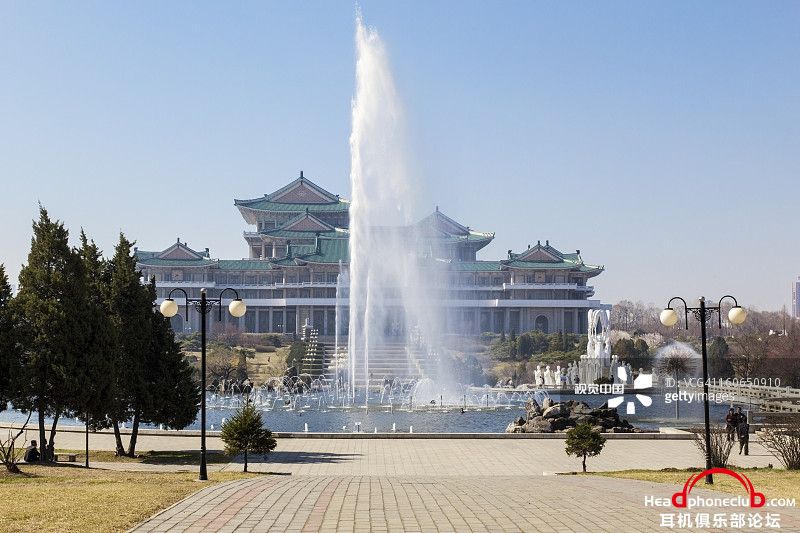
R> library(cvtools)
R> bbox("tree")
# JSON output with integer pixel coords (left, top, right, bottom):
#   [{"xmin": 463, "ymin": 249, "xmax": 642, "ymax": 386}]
[
  {"xmin": 730, "ymin": 334, "xmax": 769, "ymax": 380},
  {"xmin": 657, "ymin": 343, "xmax": 698, "ymax": 419},
  {"xmin": 565, "ymin": 423, "xmax": 606, "ymax": 472},
  {"xmin": 13, "ymin": 207, "xmax": 85, "ymax": 461},
  {"xmin": 508, "ymin": 330, "xmax": 519, "ymax": 361},
  {"xmin": 759, "ymin": 417, "xmax": 800, "ymax": 470},
  {"xmin": 287, "ymin": 341, "xmax": 307, "ymax": 371},
  {"xmin": 220, "ymin": 400, "xmax": 276, "ymax": 472},
  {"xmin": 0, "ymin": 265, "xmax": 19, "ymax": 414},
  {"xmin": 107, "ymin": 234, "xmax": 155, "ymax": 456},
  {"xmin": 518, "ymin": 333, "xmax": 533, "ymax": 357},
  {"xmin": 207, "ymin": 344, "xmax": 237, "ymax": 385},
  {"xmin": 74, "ymin": 232, "xmax": 116, "ymax": 434},
  {"xmin": 707, "ymin": 336, "xmax": 734, "ymax": 379},
  {"xmin": 133, "ymin": 309, "xmax": 200, "ymax": 454}
]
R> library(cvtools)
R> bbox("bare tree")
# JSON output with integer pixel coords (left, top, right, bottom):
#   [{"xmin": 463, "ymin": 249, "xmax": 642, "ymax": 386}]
[
  {"xmin": 759, "ymin": 417, "xmax": 800, "ymax": 470},
  {"xmin": 692, "ymin": 424, "xmax": 734, "ymax": 468},
  {"xmin": 0, "ymin": 412, "xmax": 32, "ymax": 473},
  {"xmin": 730, "ymin": 335, "xmax": 769, "ymax": 380}
]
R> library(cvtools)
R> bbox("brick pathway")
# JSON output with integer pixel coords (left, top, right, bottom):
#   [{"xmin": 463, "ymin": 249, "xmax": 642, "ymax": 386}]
[
  {"xmin": 130, "ymin": 439, "xmax": 798, "ymax": 532},
  {"xmin": 131, "ymin": 475, "xmax": 800, "ymax": 532}
]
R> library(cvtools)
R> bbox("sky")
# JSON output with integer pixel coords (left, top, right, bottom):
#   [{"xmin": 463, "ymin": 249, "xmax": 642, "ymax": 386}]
[{"xmin": 1, "ymin": 1, "xmax": 798, "ymax": 311}]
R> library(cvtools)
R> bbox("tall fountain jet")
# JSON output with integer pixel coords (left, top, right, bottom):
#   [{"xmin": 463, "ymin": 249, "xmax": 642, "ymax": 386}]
[{"xmin": 347, "ymin": 13, "xmax": 441, "ymax": 403}]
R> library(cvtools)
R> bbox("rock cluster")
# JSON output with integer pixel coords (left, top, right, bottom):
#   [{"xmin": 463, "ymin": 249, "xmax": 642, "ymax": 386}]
[{"xmin": 505, "ymin": 399, "xmax": 641, "ymax": 433}]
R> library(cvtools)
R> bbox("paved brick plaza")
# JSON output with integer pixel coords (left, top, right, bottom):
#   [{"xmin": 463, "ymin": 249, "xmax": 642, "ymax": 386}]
[{"xmin": 130, "ymin": 438, "xmax": 800, "ymax": 532}]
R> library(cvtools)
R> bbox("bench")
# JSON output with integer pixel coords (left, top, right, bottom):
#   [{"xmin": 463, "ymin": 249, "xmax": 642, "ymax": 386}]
[{"xmin": 54, "ymin": 453, "xmax": 77, "ymax": 462}]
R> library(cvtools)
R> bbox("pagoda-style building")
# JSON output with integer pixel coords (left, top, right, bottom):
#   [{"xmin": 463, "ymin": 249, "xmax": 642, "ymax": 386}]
[{"xmin": 136, "ymin": 172, "xmax": 608, "ymax": 336}]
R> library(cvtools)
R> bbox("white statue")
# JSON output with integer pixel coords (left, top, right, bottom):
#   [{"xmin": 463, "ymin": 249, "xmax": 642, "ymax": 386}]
[
  {"xmin": 611, "ymin": 355, "xmax": 620, "ymax": 384},
  {"xmin": 586, "ymin": 310, "xmax": 612, "ymax": 364},
  {"xmin": 625, "ymin": 363, "xmax": 633, "ymax": 385},
  {"xmin": 534, "ymin": 365, "xmax": 543, "ymax": 388},
  {"xmin": 544, "ymin": 365, "xmax": 555, "ymax": 387}
]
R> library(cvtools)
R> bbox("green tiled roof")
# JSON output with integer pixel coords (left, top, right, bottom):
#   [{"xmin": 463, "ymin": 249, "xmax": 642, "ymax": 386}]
[
  {"xmin": 446, "ymin": 261, "xmax": 505, "ymax": 272},
  {"xmin": 137, "ymin": 258, "xmax": 214, "ymax": 267},
  {"xmin": 216, "ymin": 260, "xmax": 275, "ymax": 271},
  {"xmin": 259, "ymin": 229, "xmax": 343, "ymax": 239},
  {"xmin": 506, "ymin": 260, "xmax": 601, "ymax": 272},
  {"xmin": 295, "ymin": 238, "xmax": 349, "ymax": 264},
  {"xmin": 235, "ymin": 199, "xmax": 349, "ymax": 212}
]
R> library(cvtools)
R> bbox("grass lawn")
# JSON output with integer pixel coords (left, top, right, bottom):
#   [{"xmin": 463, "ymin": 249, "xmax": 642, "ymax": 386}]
[
  {"xmin": 0, "ymin": 464, "xmax": 253, "ymax": 533},
  {"xmin": 585, "ymin": 467, "xmax": 800, "ymax": 501}
]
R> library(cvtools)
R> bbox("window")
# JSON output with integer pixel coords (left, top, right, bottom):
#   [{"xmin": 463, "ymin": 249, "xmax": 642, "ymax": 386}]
[{"xmin": 534, "ymin": 315, "xmax": 549, "ymax": 333}]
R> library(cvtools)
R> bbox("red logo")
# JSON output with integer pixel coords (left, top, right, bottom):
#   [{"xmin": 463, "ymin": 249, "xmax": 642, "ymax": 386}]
[{"xmin": 672, "ymin": 468, "xmax": 765, "ymax": 508}]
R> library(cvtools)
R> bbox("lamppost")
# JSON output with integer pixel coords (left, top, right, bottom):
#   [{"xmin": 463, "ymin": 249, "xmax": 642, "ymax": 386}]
[
  {"xmin": 659, "ymin": 295, "xmax": 746, "ymax": 484},
  {"xmin": 159, "ymin": 287, "xmax": 246, "ymax": 481}
]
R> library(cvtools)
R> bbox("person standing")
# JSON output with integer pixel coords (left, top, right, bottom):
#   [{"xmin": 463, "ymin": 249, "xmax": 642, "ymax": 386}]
[
  {"xmin": 725, "ymin": 408, "xmax": 736, "ymax": 441},
  {"xmin": 737, "ymin": 418, "xmax": 750, "ymax": 456}
]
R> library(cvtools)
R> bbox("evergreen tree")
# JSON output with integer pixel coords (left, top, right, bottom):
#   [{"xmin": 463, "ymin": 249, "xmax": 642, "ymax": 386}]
[
  {"xmin": 565, "ymin": 423, "xmax": 606, "ymax": 472},
  {"xmin": 708, "ymin": 336, "xmax": 734, "ymax": 379},
  {"xmin": 13, "ymin": 207, "xmax": 85, "ymax": 460},
  {"xmin": 107, "ymin": 234, "xmax": 154, "ymax": 456},
  {"xmin": 75, "ymin": 232, "xmax": 116, "ymax": 430},
  {"xmin": 131, "ymin": 303, "xmax": 200, "ymax": 455},
  {"xmin": 518, "ymin": 333, "xmax": 534, "ymax": 357},
  {"xmin": 509, "ymin": 338, "xmax": 518, "ymax": 360},
  {"xmin": 0, "ymin": 265, "xmax": 19, "ymax": 413},
  {"xmin": 220, "ymin": 400, "xmax": 276, "ymax": 472}
]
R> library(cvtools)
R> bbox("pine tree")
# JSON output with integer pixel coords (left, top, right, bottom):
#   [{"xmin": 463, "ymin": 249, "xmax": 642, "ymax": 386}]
[
  {"xmin": 135, "ymin": 306, "xmax": 200, "ymax": 451},
  {"xmin": 220, "ymin": 401, "xmax": 276, "ymax": 472},
  {"xmin": 75, "ymin": 232, "xmax": 116, "ymax": 431},
  {"xmin": 107, "ymin": 234, "xmax": 153, "ymax": 456},
  {"xmin": 565, "ymin": 423, "xmax": 606, "ymax": 473},
  {"xmin": 0, "ymin": 265, "xmax": 19, "ymax": 413},
  {"xmin": 13, "ymin": 207, "xmax": 85, "ymax": 460}
]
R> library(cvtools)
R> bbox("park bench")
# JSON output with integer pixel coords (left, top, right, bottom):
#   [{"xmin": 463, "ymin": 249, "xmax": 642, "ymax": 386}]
[{"xmin": 54, "ymin": 453, "xmax": 77, "ymax": 462}]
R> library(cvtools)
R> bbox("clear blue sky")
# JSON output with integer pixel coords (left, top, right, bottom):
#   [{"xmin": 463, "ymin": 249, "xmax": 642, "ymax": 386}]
[{"xmin": 1, "ymin": 2, "xmax": 798, "ymax": 311}]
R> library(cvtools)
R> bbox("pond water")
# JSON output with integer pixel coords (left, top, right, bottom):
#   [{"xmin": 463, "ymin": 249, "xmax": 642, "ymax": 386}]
[{"xmin": 2, "ymin": 388, "xmax": 744, "ymax": 433}]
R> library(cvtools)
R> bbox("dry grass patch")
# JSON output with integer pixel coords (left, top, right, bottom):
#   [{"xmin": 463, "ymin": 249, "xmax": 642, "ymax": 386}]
[
  {"xmin": 0, "ymin": 464, "xmax": 252, "ymax": 533},
  {"xmin": 586, "ymin": 467, "xmax": 800, "ymax": 501},
  {"xmin": 54, "ymin": 449, "xmax": 232, "ymax": 465}
]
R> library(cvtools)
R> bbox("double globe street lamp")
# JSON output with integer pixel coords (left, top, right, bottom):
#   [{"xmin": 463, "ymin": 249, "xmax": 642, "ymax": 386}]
[
  {"xmin": 160, "ymin": 287, "xmax": 246, "ymax": 480},
  {"xmin": 659, "ymin": 295, "xmax": 746, "ymax": 485}
]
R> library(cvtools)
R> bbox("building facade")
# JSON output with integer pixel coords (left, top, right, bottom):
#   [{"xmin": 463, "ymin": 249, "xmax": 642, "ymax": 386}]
[{"xmin": 136, "ymin": 173, "xmax": 609, "ymax": 336}]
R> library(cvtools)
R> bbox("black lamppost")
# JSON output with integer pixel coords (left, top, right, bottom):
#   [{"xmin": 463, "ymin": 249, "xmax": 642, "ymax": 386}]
[
  {"xmin": 659, "ymin": 295, "xmax": 747, "ymax": 485},
  {"xmin": 159, "ymin": 287, "xmax": 246, "ymax": 481}
]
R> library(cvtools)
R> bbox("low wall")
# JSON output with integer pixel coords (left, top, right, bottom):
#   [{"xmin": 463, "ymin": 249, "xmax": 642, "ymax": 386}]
[{"xmin": 0, "ymin": 423, "xmax": 694, "ymax": 440}]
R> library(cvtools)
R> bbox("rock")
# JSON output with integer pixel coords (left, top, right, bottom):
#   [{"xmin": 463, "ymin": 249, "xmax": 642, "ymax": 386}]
[
  {"xmin": 524, "ymin": 419, "xmax": 554, "ymax": 433},
  {"xmin": 570, "ymin": 402, "xmax": 593, "ymax": 415},
  {"xmin": 514, "ymin": 416, "xmax": 525, "ymax": 426},
  {"xmin": 550, "ymin": 418, "xmax": 575, "ymax": 431},
  {"xmin": 542, "ymin": 397, "xmax": 553, "ymax": 410},
  {"xmin": 505, "ymin": 423, "xmax": 524, "ymax": 433},
  {"xmin": 543, "ymin": 404, "xmax": 569, "ymax": 419}
]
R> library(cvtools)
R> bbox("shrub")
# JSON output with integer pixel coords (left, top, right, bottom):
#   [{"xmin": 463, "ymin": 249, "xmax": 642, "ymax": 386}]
[
  {"xmin": 565, "ymin": 423, "xmax": 606, "ymax": 472},
  {"xmin": 691, "ymin": 425, "xmax": 733, "ymax": 468},
  {"xmin": 220, "ymin": 400, "xmax": 277, "ymax": 472},
  {"xmin": 759, "ymin": 418, "xmax": 800, "ymax": 469}
]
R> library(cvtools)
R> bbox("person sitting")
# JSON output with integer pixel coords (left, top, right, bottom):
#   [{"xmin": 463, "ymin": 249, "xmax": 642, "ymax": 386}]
[{"xmin": 23, "ymin": 440, "xmax": 40, "ymax": 462}]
